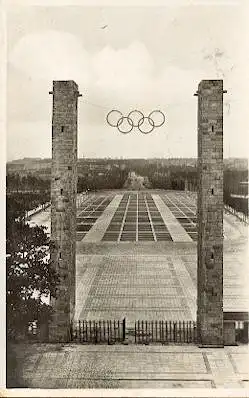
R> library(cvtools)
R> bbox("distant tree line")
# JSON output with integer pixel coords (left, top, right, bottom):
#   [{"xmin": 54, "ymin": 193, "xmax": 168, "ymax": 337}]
[
  {"xmin": 224, "ymin": 169, "xmax": 248, "ymax": 196},
  {"xmin": 7, "ymin": 166, "xmax": 129, "ymax": 196},
  {"xmin": 133, "ymin": 164, "xmax": 198, "ymax": 191},
  {"xmin": 6, "ymin": 164, "xmax": 248, "ymax": 217},
  {"xmin": 131, "ymin": 164, "xmax": 248, "ymax": 217},
  {"xmin": 224, "ymin": 169, "xmax": 248, "ymax": 218},
  {"xmin": 7, "ymin": 173, "xmax": 51, "ymax": 223},
  {"xmin": 7, "ymin": 173, "xmax": 50, "ymax": 193},
  {"xmin": 77, "ymin": 168, "xmax": 129, "ymax": 192}
]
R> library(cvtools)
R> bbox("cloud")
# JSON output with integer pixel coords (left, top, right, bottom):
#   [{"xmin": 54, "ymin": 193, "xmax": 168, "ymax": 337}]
[
  {"xmin": 93, "ymin": 41, "xmax": 153, "ymax": 87},
  {"xmin": 9, "ymin": 30, "xmax": 91, "ymax": 83},
  {"xmin": 7, "ymin": 25, "xmax": 249, "ymax": 160},
  {"xmin": 7, "ymin": 30, "xmax": 233, "ymax": 110},
  {"xmin": 90, "ymin": 41, "xmax": 205, "ymax": 111},
  {"xmin": 9, "ymin": 32, "xmax": 156, "ymax": 109},
  {"xmin": 90, "ymin": 41, "xmax": 156, "ymax": 109}
]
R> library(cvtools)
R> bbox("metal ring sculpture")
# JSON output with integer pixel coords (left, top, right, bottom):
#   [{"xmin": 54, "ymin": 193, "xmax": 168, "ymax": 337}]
[{"xmin": 106, "ymin": 109, "xmax": 165, "ymax": 134}]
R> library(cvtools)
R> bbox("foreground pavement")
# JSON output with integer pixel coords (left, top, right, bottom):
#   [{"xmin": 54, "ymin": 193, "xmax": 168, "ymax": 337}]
[{"xmin": 8, "ymin": 343, "xmax": 249, "ymax": 389}]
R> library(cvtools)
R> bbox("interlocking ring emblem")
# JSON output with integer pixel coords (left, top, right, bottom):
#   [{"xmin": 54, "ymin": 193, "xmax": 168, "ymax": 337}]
[{"xmin": 106, "ymin": 109, "xmax": 165, "ymax": 134}]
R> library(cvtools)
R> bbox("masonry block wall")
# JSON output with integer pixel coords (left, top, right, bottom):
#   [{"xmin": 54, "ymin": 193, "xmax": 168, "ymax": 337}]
[
  {"xmin": 197, "ymin": 80, "xmax": 224, "ymax": 347},
  {"xmin": 49, "ymin": 81, "xmax": 80, "ymax": 342}
]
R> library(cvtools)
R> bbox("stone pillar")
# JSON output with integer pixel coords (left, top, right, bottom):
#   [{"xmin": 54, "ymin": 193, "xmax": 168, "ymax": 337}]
[
  {"xmin": 49, "ymin": 81, "xmax": 81, "ymax": 342},
  {"xmin": 196, "ymin": 80, "xmax": 225, "ymax": 347}
]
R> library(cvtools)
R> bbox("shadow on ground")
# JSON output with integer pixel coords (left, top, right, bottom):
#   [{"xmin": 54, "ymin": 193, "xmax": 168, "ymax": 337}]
[{"xmin": 7, "ymin": 342, "xmax": 119, "ymax": 388}]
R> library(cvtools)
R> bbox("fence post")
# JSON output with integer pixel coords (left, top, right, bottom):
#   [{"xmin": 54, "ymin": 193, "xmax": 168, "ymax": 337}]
[
  {"xmin": 70, "ymin": 321, "xmax": 73, "ymax": 342},
  {"xmin": 95, "ymin": 321, "xmax": 97, "ymax": 344},
  {"xmin": 82, "ymin": 320, "xmax": 84, "ymax": 343},
  {"xmin": 194, "ymin": 322, "xmax": 196, "ymax": 342},
  {"xmin": 173, "ymin": 322, "xmax": 176, "ymax": 342},
  {"xmin": 107, "ymin": 321, "xmax": 110, "ymax": 344},
  {"xmin": 122, "ymin": 318, "xmax": 126, "ymax": 341},
  {"xmin": 138, "ymin": 320, "xmax": 140, "ymax": 343},
  {"xmin": 99, "ymin": 320, "xmax": 101, "ymax": 343}
]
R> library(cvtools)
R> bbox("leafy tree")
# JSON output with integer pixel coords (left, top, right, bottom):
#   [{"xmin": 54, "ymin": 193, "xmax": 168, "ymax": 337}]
[{"xmin": 7, "ymin": 221, "xmax": 58, "ymax": 340}]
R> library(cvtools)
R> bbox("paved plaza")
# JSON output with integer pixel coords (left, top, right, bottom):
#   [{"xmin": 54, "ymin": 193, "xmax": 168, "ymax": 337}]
[
  {"xmin": 22, "ymin": 189, "xmax": 249, "ymax": 389},
  {"xmin": 73, "ymin": 190, "xmax": 248, "ymax": 325},
  {"xmin": 10, "ymin": 343, "xmax": 249, "ymax": 388},
  {"xmin": 30, "ymin": 190, "xmax": 249, "ymax": 325}
]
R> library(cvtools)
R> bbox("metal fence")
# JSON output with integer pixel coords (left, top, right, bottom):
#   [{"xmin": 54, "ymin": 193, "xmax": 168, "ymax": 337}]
[
  {"xmin": 71, "ymin": 319, "xmax": 126, "ymax": 344},
  {"xmin": 135, "ymin": 320, "xmax": 197, "ymax": 344},
  {"xmin": 224, "ymin": 204, "xmax": 248, "ymax": 225}
]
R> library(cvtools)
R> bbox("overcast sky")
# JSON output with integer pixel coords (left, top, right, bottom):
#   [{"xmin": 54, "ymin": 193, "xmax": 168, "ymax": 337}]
[{"xmin": 6, "ymin": 0, "xmax": 249, "ymax": 160}]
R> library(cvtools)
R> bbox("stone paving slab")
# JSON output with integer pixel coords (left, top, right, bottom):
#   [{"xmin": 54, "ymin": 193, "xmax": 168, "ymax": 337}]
[
  {"xmin": 75, "ymin": 247, "xmax": 248, "ymax": 324},
  {"xmin": 171, "ymin": 256, "xmax": 197, "ymax": 319},
  {"xmin": 83, "ymin": 195, "xmax": 122, "ymax": 243},
  {"xmin": 152, "ymin": 195, "xmax": 192, "ymax": 242},
  {"xmin": 75, "ymin": 254, "xmax": 194, "ymax": 324},
  {"xmin": 9, "ymin": 343, "xmax": 249, "ymax": 389},
  {"xmin": 75, "ymin": 258, "xmax": 100, "ymax": 319},
  {"xmin": 81, "ymin": 310, "xmax": 193, "ymax": 322},
  {"xmin": 227, "ymin": 352, "xmax": 249, "ymax": 375}
]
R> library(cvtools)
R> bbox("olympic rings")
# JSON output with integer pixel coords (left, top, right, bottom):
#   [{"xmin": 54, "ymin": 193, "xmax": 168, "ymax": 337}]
[
  {"xmin": 138, "ymin": 116, "xmax": 154, "ymax": 134},
  {"xmin": 106, "ymin": 110, "xmax": 123, "ymax": 127},
  {"xmin": 117, "ymin": 117, "xmax": 133, "ymax": 134},
  {"xmin": 148, "ymin": 110, "xmax": 165, "ymax": 127},
  {"xmin": 106, "ymin": 109, "xmax": 165, "ymax": 134},
  {"xmin": 127, "ymin": 110, "xmax": 144, "ymax": 127}
]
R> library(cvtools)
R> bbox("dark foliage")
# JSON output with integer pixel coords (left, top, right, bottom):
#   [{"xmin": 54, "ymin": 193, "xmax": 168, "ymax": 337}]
[
  {"xmin": 7, "ymin": 221, "xmax": 58, "ymax": 340},
  {"xmin": 77, "ymin": 168, "xmax": 129, "ymax": 192},
  {"xmin": 6, "ymin": 173, "xmax": 50, "ymax": 193},
  {"xmin": 6, "ymin": 189, "xmax": 58, "ymax": 340}
]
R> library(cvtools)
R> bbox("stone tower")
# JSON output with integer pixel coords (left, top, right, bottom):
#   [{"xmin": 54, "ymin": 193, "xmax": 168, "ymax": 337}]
[
  {"xmin": 196, "ymin": 80, "xmax": 224, "ymax": 347},
  {"xmin": 49, "ymin": 81, "xmax": 81, "ymax": 342}
]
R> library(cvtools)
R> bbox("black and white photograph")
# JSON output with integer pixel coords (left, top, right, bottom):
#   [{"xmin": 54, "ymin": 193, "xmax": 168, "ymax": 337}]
[{"xmin": 2, "ymin": 0, "xmax": 249, "ymax": 395}]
